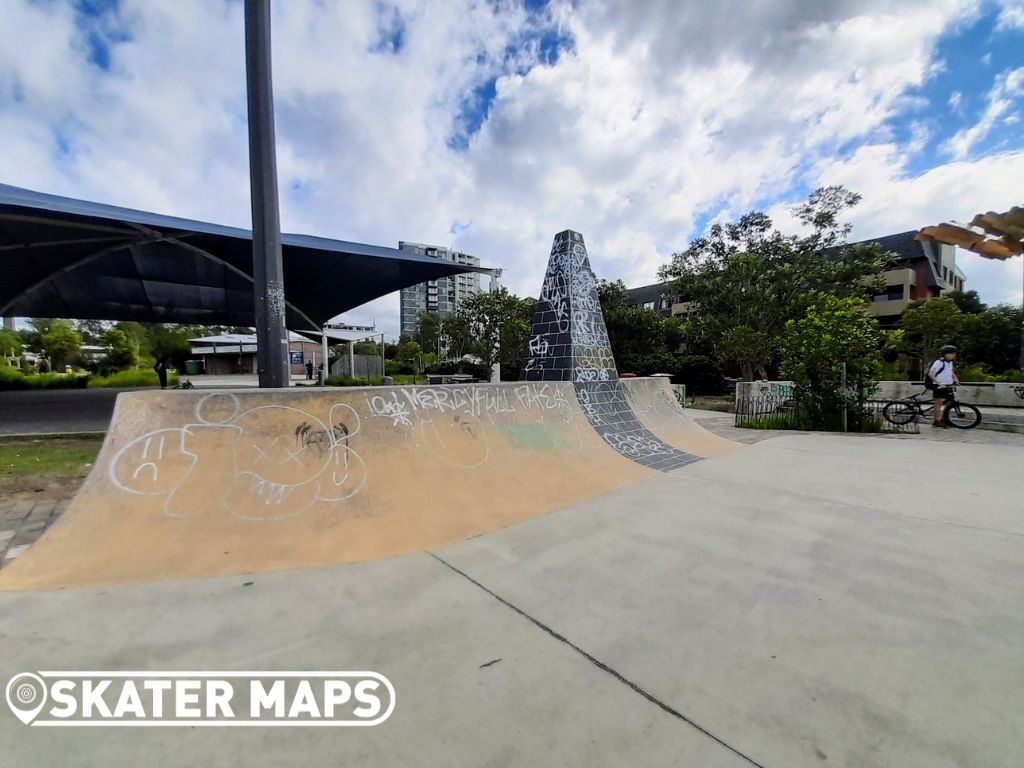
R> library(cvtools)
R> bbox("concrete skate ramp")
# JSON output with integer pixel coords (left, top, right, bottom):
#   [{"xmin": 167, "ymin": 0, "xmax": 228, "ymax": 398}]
[
  {"xmin": 0, "ymin": 378, "xmax": 738, "ymax": 591},
  {"xmin": 620, "ymin": 378, "xmax": 740, "ymax": 458}
]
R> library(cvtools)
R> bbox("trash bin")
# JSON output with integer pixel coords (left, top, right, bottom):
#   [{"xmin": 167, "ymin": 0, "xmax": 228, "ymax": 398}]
[
  {"xmin": 381, "ymin": 375, "xmax": 395, "ymax": 386},
  {"xmin": 185, "ymin": 359, "xmax": 203, "ymax": 376}
]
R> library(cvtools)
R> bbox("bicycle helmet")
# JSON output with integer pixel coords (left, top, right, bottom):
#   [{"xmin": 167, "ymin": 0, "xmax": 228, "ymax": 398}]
[{"xmin": 940, "ymin": 344, "xmax": 958, "ymax": 354}]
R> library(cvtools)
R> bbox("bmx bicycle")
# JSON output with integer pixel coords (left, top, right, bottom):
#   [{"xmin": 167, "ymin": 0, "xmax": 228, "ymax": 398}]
[{"xmin": 882, "ymin": 385, "xmax": 982, "ymax": 429}]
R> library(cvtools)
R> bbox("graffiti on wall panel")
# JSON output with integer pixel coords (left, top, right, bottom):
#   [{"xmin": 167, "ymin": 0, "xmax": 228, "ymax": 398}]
[{"xmin": 110, "ymin": 394, "xmax": 366, "ymax": 520}]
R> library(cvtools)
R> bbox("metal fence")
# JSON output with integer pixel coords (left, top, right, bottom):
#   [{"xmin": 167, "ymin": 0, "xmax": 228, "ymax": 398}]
[{"xmin": 735, "ymin": 395, "xmax": 919, "ymax": 434}]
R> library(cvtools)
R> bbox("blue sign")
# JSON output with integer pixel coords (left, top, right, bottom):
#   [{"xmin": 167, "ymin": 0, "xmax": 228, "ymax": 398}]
[{"xmin": 290, "ymin": 351, "xmax": 304, "ymax": 364}]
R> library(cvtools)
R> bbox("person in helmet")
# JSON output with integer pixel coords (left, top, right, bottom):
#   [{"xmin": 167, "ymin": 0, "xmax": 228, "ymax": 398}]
[{"xmin": 927, "ymin": 345, "xmax": 959, "ymax": 428}]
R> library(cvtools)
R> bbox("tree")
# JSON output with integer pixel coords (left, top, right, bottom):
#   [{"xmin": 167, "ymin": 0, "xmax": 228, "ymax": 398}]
[
  {"xmin": 658, "ymin": 186, "xmax": 887, "ymax": 379},
  {"xmin": 395, "ymin": 340, "xmax": 421, "ymax": 366},
  {"xmin": 145, "ymin": 324, "xmax": 193, "ymax": 366},
  {"xmin": 0, "ymin": 328, "xmax": 19, "ymax": 359},
  {"xmin": 595, "ymin": 279, "xmax": 630, "ymax": 311},
  {"xmin": 415, "ymin": 312, "xmax": 473, "ymax": 360},
  {"xmin": 20, "ymin": 318, "xmax": 52, "ymax": 351},
  {"xmin": 115, "ymin": 322, "xmax": 153, "ymax": 361},
  {"xmin": 74, "ymin": 319, "xmax": 108, "ymax": 344},
  {"xmin": 353, "ymin": 341, "xmax": 381, "ymax": 356},
  {"xmin": 948, "ymin": 290, "xmax": 987, "ymax": 315},
  {"xmin": 457, "ymin": 289, "xmax": 534, "ymax": 377},
  {"xmin": 99, "ymin": 328, "xmax": 139, "ymax": 372},
  {"xmin": 780, "ymin": 296, "xmax": 887, "ymax": 431},
  {"xmin": 958, "ymin": 304, "xmax": 1023, "ymax": 375},
  {"xmin": 716, "ymin": 325, "xmax": 772, "ymax": 382},
  {"xmin": 41, "ymin": 320, "xmax": 82, "ymax": 369},
  {"xmin": 603, "ymin": 305, "xmax": 679, "ymax": 374},
  {"xmin": 900, "ymin": 297, "xmax": 964, "ymax": 365}
]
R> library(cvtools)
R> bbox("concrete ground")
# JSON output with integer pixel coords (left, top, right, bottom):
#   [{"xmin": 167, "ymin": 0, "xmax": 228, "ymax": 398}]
[{"xmin": 1, "ymin": 431, "xmax": 1021, "ymax": 767}]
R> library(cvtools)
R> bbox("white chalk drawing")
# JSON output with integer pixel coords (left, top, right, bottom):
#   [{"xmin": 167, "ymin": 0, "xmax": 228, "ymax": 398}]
[{"xmin": 110, "ymin": 394, "xmax": 366, "ymax": 520}]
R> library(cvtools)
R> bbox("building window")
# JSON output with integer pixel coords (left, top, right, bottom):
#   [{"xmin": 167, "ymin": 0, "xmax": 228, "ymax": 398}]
[
  {"xmin": 873, "ymin": 286, "xmax": 905, "ymax": 302},
  {"xmin": 660, "ymin": 298, "xmax": 671, "ymax": 309},
  {"xmin": 643, "ymin": 301, "xmax": 655, "ymax": 310}
]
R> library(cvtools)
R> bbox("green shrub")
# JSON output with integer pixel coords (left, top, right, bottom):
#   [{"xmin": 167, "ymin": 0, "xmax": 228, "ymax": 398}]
[
  {"xmin": 737, "ymin": 412, "xmax": 813, "ymax": 430},
  {"xmin": 671, "ymin": 355, "xmax": 725, "ymax": 395},
  {"xmin": 955, "ymin": 363, "xmax": 1023, "ymax": 383},
  {"xmin": 325, "ymin": 375, "xmax": 382, "ymax": 387},
  {"xmin": 87, "ymin": 369, "xmax": 180, "ymax": 388},
  {"xmin": 878, "ymin": 360, "xmax": 908, "ymax": 381},
  {"xmin": 0, "ymin": 367, "xmax": 90, "ymax": 390}
]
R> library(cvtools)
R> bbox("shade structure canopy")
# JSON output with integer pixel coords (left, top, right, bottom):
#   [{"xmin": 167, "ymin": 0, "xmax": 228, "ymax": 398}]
[{"xmin": 0, "ymin": 184, "xmax": 492, "ymax": 332}]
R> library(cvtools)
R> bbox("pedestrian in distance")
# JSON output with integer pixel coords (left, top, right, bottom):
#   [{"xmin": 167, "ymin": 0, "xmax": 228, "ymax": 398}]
[
  {"xmin": 926, "ymin": 345, "xmax": 959, "ymax": 428},
  {"xmin": 305, "ymin": 360, "xmax": 314, "ymax": 380},
  {"xmin": 154, "ymin": 356, "xmax": 169, "ymax": 389}
]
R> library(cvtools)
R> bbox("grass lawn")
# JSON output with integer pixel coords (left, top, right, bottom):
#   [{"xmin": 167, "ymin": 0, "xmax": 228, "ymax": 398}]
[
  {"xmin": 690, "ymin": 395, "xmax": 736, "ymax": 413},
  {"xmin": 0, "ymin": 435, "xmax": 103, "ymax": 492}
]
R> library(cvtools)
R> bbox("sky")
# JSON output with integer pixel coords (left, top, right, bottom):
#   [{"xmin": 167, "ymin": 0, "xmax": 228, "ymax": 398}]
[{"xmin": 2, "ymin": 0, "xmax": 1023, "ymax": 340}]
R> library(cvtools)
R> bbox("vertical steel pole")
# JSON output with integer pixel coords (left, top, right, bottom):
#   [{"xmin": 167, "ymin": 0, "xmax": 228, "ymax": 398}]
[
  {"xmin": 245, "ymin": 0, "xmax": 289, "ymax": 388},
  {"xmin": 321, "ymin": 329, "xmax": 328, "ymax": 384},
  {"xmin": 840, "ymin": 361, "xmax": 848, "ymax": 433}
]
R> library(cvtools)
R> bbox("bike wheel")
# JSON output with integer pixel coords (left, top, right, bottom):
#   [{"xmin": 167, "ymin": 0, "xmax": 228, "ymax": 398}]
[
  {"xmin": 943, "ymin": 402, "xmax": 981, "ymax": 429},
  {"xmin": 883, "ymin": 400, "xmax": 918, "ymax": 425}
]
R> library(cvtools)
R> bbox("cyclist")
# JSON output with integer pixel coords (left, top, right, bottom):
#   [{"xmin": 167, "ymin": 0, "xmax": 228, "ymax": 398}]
[{"xmin": 927, "ymin": 345, "xmax": 959, "ymax": 428}]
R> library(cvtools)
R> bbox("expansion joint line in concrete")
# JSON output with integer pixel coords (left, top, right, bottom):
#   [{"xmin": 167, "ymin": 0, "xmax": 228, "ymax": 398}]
[{"xmin": 429, "ymin": 553, "xmax": 768, "ymax": 768}]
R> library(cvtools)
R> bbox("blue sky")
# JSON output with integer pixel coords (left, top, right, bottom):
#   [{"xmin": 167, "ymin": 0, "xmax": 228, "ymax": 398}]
[{"xmin": 1, "ymin": 0, "xmax": 1022, "ymax": 337}]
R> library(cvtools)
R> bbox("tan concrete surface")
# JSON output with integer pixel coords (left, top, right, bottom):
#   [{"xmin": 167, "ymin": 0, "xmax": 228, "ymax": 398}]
[
  {"xmin": 622, "ymin": 377, "xmax": 742, "ymax": 458},
  {"xmin": 0, "ymin": 379, "xmax": 735, "ymax": 590}
]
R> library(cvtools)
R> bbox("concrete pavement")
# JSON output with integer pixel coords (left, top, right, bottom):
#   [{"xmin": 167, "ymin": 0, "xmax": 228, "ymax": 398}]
[{"xmin": 1, "ymin": 432, "xmax": 1021, "ymax": 766}]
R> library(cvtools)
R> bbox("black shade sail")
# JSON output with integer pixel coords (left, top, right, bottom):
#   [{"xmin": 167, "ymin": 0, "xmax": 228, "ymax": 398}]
[{"xmin": 0, "ymin": 184, "xmax": 491, "ymax": 331}]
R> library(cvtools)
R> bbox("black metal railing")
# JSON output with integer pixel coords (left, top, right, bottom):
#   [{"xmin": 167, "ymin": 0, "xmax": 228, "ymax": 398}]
[{"xmin": 735, "ymin": 396, "xmax": 919, "ymax": 434}]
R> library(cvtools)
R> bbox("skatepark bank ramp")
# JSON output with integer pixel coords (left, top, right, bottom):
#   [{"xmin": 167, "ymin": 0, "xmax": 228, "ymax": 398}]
[{"xmin": 0, "ymin": 377, "xmax": 738, "ymax": 590}]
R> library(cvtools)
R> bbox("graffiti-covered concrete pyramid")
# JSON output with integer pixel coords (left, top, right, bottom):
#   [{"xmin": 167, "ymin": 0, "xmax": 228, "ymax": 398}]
[
  {"xmin": 521, "ymin": 230, "xmax": 698, "ymax": 472},
  {"xmin": 521, "ymin": 230, "xmax": 617, "ymax": 383}
]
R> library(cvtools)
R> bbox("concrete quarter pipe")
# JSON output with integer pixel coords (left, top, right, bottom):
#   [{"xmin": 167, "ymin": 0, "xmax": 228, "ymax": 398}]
[{"xmin": 0, "ymin": 231, "xmax": 739, "ymax": 590}]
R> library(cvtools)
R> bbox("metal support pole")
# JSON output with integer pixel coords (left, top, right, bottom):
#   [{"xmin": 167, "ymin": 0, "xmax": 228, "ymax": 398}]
[
  {"xmin": 321, "ymin": 329, "xmax": 328, "ymax": 385},
  {"xmin": 841, "ymin": 361, "xmax": 848, "ymax": 433},
  {"xmin": 349, "ymin": 341, "xmax": 354, "ymax": 379},
  {"xmin": 1020, "ymin": 258, "xmax": 1024, "ymax": 376},
  {"xmin": 380, "ymin": 333, "xmax": 386, "ymax": 383},
  {"xmin": 245, "ymin": 0, "xmax": 289, "ymax": 388},
  {"xmin": 489, "ymin": 272, "xmax": 501, "ymax": 383}
]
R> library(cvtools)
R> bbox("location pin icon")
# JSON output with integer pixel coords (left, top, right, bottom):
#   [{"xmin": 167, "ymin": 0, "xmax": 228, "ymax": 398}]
[{"xmin": 5, "ymin": 673, "xmax": 47, "ymax": 725}]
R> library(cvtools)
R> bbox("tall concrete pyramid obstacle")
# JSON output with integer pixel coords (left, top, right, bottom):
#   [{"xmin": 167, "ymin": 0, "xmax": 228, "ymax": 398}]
[
  {"xmin": 522, "ymin": 230, "xmax": 698, "ymax": 471},
  {"xmin": 521, "ymin": 230, "xmax": 617, "ymax": 383}
]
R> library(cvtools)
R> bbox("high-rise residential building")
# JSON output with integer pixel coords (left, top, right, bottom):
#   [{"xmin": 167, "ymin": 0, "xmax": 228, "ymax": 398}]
[{"xmin": 398, "ymin": 242, "xmax": 481, "ymax": 337}]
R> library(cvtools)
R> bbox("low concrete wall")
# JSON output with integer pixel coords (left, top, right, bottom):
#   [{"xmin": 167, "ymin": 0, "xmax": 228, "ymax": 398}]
[
  {"xmin": 737, "ymin": 380, "xmax": 1024, "ymax": 408},
  {"xmin": 671, "ymin": 384, "xmax": 686, "ymax": 407}
]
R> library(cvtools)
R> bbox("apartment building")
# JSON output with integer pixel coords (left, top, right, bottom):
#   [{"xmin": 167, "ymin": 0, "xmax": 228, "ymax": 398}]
[
  {"xmin": 858, "ymin": 230, "xmax": 966, "ymax": 327},
  {"xmin": 398, "ymin": 242, "xmax": 481, "ymax": 337},
  {"xmin": 624, "ymin": 230, "xmax": 966, "ymax": 328}
]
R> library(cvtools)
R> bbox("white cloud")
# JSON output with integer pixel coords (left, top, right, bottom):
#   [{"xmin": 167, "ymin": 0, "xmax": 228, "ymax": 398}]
[
  {"xmin": 995, "ymin": 1, "xmax": 1024, "ymax": 31},
  {"xmin": 943, "ymin": 66, "xmax": 1024, "ymax": 159},
  {"xmin": 766, "ymin": 145, "xmax": 1024, "ymax": 307},
  {"xmin": 4, "ymin": 0, "xmax": 1019, "ymax": 339}
]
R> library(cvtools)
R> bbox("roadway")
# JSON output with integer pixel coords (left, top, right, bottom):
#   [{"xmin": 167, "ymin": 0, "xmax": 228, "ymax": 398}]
[{"xmin": 0, "ymin": 376, "xmax": 311, "ymax": 435}]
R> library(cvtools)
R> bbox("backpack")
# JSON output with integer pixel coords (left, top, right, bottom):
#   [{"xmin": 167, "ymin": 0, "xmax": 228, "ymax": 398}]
[{"xmin": 923, "ymin": 359, "xmax": 945, "ymax": 390}]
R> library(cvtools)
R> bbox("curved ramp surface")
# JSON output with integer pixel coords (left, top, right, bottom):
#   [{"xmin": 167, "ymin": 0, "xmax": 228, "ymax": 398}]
[
  {"xmin": 0, "ymin": 378, "xmax": 738, "ymax": 590},
  {"xmin": 621, "ymin": 378, "xmax": 740, "ymax": 458}
]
